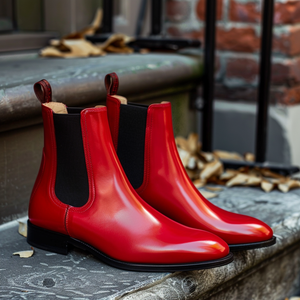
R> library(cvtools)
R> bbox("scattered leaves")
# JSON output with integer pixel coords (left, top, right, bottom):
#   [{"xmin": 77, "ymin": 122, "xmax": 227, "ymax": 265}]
[
  {"xmin": 176, "ymin": 133, "xmax": 300, "ymax": 194},
  {"xmin": 18, "ymin": 221, "xmax": 27, "ymax": 238},
  {"xmin": 13, "ymin": 247, "xmax": 34, "ymax": 258},
  {"xmin": 40, "ymin": 9, "xmax": 135, "ymax": 58}
]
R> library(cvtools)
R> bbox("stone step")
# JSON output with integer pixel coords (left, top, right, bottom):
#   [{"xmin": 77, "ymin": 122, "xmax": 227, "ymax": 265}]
[{"xmin": 1, "ymin": 186, "xmax": 300, "ymax": 299}]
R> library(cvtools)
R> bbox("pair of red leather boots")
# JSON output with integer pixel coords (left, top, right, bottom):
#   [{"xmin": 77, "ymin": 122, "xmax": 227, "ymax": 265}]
[{"xmin": 27, "ymin": 73, "xmax": 276, "ymax": 272}]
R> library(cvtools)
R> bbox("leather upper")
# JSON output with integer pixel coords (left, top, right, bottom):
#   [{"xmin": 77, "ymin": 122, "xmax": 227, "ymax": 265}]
[
  {"xmin": 29, "ymin": 104, "xmax": 229, "ymax": 264},
  {"xmin": 106, "ymin": 98, "xmax": 273, "ymax": 245}
]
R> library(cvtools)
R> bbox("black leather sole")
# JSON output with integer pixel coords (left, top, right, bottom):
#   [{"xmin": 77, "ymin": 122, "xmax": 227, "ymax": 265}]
[
  {"xmin": 229, "ymin": 236, "xmax": 276, "ymax": 251},
  {"xmin": 27, "ymin": 221, "xmax": 234, "ymax": 272}
]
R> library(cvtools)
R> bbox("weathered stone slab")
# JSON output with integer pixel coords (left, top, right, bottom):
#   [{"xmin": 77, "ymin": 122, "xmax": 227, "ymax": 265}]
[{"xmin": 0, "ymin": 187, "xmax": 300, "ymax": 299}]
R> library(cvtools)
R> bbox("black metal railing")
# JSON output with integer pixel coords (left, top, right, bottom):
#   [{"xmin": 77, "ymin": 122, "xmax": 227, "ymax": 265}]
[{"xmin": 88, "ymin": 0, "xmax": 299, "ymax": 175}]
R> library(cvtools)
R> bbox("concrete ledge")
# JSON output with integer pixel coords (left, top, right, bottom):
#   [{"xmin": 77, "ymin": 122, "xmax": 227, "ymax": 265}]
[
  {"xmin": 1, "ymin": 187, "xmax": 300, "ymax": 299},
  {"xmin": 0, "ymin": 53, "xmax": 202, "ymax": 132}
]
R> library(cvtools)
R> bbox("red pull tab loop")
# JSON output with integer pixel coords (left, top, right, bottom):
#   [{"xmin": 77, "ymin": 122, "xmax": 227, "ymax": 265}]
[
  {"xmin": 105, "ymin": 73, "xmax": 119, "ymax": 95},
  {"xmin": 34, "ymin": 79, "xmax": 52, "ymax": 103}
]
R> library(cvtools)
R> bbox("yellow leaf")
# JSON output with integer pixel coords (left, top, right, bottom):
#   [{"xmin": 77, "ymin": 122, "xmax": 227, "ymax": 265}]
[
  {"xmin": 18, "ymin": 221, "xmax": 27, "ymax": 238},
  {"xmin": 13, "ymin": 248, "xmax": 34, "ymax": 258}
]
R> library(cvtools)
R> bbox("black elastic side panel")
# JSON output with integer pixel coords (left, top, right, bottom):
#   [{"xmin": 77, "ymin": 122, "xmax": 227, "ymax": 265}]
[
  {"xmin": 67, "ymin": 107, "xmax": 84, "ymax": 114},
  {"xmin": 117, "ymin": 103, "xmax": 148, "ymax": 189},
  {"xmin": 53, "ymin": 113, "xmax": 89, "ymax": 207}
]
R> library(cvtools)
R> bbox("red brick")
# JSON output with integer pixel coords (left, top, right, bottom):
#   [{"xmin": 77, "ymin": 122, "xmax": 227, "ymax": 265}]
[
  {"xmin": 272, "ymin": 57, "xmax": 300, "ymax": 86},
  {"xmin": 230, "ymin": 0, "xmax": 300, "ymax": 24},
  {"xmin": 230, "ymin": 0, "xmax": 261, "ymax": 23},
  {"xmin": 273, "ymin": 27, "xmax": 300, "ymax": 56},
  {"xmin": 213, "ymin": 84, "xmax": 300, "ymax": 106},
  {"xmin": 216, "ymin": 27, "xmax": 260, "ymax": 52},
  {"xmin": 226, "ymin": 56, "xmax": 259, "ymax": 85},
  {"xmin": 196, "ymin": 0, "xmax": 223, "ymax": 21},
  {"xmin": 224, "ymin": 55, "xmax": 300, "ymax": 87},
  {"xmin": 275, "ymin": 85, "xmax": 300, "ymax": 105},
  {"xmin": 274, "ymin": 2, "xmax": 300, "ymax": 24},
  {"xmin": 169, "ymin": 24, "xmax": 300, "ymax": 56},
  {"xmin": 166, "ymin": 0, "xmax": 191, "ymax": 22}
]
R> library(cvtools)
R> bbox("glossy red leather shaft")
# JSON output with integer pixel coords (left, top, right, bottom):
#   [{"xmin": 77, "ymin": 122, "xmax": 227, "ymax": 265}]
[
  {"xmin": 29, "ymin": 104, "xmax": 229, "ymax": 264},
  {"xmin": 29, "ymin": 105, "xmax": 68, "ymax": 235},
  {"xmin": 106, "ymin": 98, "xmax": 273, "ymax": 245}
]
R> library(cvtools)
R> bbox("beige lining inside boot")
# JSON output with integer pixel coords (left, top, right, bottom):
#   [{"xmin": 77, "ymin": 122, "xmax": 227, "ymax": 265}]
[
  {"xmin": 44, "ymin": 102, "xmax": 68, "ymax": 114},
  {"xmin": 113, "ymin": 95, "xmax": 127, "ymax": 104}
]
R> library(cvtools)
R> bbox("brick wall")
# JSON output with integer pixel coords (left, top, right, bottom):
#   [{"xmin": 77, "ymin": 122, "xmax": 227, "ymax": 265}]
[{"xmin": 166, "ymin": 0, "xmax": 300, "ymax": 105}]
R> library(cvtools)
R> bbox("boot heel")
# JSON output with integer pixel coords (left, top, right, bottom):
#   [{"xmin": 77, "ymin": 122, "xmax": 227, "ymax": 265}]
[{"xmin": 27, "ymin": 221, "xmax": 70, "ymax": 255}]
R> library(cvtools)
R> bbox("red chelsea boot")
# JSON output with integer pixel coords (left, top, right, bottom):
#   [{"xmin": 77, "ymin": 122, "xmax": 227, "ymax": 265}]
[
  {"xmin": 27, "ymin": 79, "xmax": 233, "ymax": 272},
  {"xmin": 105, "ymin": 72, "xmax": 276, "ymax": 251}
]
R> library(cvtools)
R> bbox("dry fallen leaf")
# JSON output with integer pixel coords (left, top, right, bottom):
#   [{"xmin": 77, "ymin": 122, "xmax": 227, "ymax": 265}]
[
  {"xmin": 220, "ymin": 169, "xmax": 238, "ymax": 180},
  {"xmin": 99, "ymin": 33, "xmax": 134, "ymax": 54},
  {"xmin": 177, "ymin": 148, "xmax": 190, "ymax": 168},
  {"xmin": 64, "ymin": 8, "xmax": 103, "ymax": 39},
  {"xmin": 205, "ymin": 186, "xmax": 223, "ymax": 192},
  {"xmin": 18, "ymin": 221, "xmax": 27, "ymax": 238},
  {"xmin": 226, "ymin": 173, "xmax": 261, "ymax": 187},
  {"xmin": 278, "ymin": 179, "xmax": 300, "ymax": 193},
  {"xmin": 199, "ymin": 152, "xmax": 215, "ymax": 163},
  {"xmin": 175, "ymin": 136, "xmax": 190, "ymax": 152},
  {"xmin": 261, "ymin": 180, "xmax": 274, "ymax": 193},
  {"xmin": 200, "ymin": 191, "xmax": 218, "ymax": 199},
  {"xmin": 187, "ymin": 133, "xmax": 200, "ymax": 154},
  {"xmin": 13, "ymin": 247, "xmax": 34, "ymax": 258},
  {"xmin": 260, "ymin": 169, "xmax": 285, "ymax": 179},
  {"xmin": 244, "ymin": 152, "xmax": 255, "ymax": 162},
  {"xmin": 214, "ymin": 150, "xmax": 243, "ymax": 161},
  {"xmin": 176, "ymin": 133, "xmax": 300, "ymax": 194},
  {"xmin": 193, "ymin": 179, "xmax": 206, "ymax": 188},
  {"xmin": 200, "ymin": 160, "xmax": 223, "ymax": 180}
]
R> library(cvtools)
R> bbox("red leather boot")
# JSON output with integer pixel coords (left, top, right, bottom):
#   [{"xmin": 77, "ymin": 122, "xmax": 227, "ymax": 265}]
[
  {"xmin": 105, "ymin": 73, "xmax": 276, "ymax": 251},
  {"xmin": 27, "ymin": 79, "xmax": 233, "ymax": 272}
]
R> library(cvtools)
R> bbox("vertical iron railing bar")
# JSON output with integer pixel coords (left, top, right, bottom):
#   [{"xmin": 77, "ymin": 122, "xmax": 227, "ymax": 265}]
[
  {"xmin": 202, "ymin": 0, "xmax": 217, "ymax": 152},
  {"xmin": 151, "ymin": 0, "xmax": 163, "ymax": 35},
  {"xmin": 102, "ymin": 0, "xmax": 113, "ymax": 34},
  {"xmin": 255, "ymin": 0, "xmax": 275, "ymax": 162}
]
